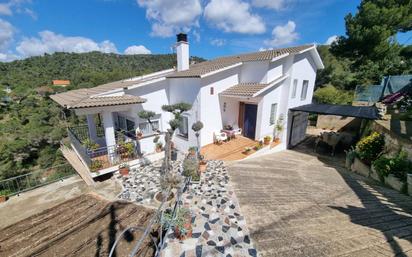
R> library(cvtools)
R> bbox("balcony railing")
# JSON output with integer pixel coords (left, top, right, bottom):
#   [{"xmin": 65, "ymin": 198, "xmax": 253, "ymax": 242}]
[
  {"xmin": 68, "ymin": 126, "xmax": 141, "ymax": 172},
  {"xmin": 88, "ymin": 143, "xmax": 139, "ymax": 171},
  {"xmin": 69, "ymin": 124, "xmax": 105, "ymax": 144}
]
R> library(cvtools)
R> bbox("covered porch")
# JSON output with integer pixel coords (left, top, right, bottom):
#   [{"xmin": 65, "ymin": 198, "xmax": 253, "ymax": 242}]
[{"xmin": 52, "ymin": 93, "xmax": 164, "ymax": 175}]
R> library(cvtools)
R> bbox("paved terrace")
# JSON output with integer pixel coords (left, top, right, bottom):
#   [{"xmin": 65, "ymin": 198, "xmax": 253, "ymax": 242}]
[{"xmin": 228, "ymin": 146, "xmax": 412, "ymax": 257}]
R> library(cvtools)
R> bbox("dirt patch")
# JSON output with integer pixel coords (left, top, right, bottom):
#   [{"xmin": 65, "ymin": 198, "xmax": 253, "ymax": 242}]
[
  {"xmin": 0, "ymin": 176, "xmax": 123, "ymax": 228},
  {"xmin": 0, "ymin": 194, "xmax": 156, "ymax": 257}
]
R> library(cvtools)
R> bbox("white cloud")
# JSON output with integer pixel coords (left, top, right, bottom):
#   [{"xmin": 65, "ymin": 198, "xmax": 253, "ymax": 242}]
[
  {"xmin": 0, "ymin": 4, "xmax": 12, "ymax": 16},
  {"xmin": 16, "ymin": 31, "xmax": 118, "ymax": 57},
  {"xmin": 325, "ymin": 35, "xmax": 338, "ymax": 45},
  {"xmin": 138, "ymin": 0, "xmax": 202, "ymax": 37},
  {"xmin": 0, "ymin": 0, "xmax": 34, "ymax": 17},
  {"xmin": 264, "ymin": 21, "xmax": 298, "ymax": 47},
  {"xmin": 0, "ymin": 52, "xmax": 18, "ymax": 62},
  {"xmin": 251, "ymin": 0, "xmax": 285, "ymax": 10},
  {"xmin": 210, "ymin": 38, "xmax": 226, "ymax": 47},
  {"xmin": 0, "ymin": 19, "xmax": 14, "ymax": 50},
  {"xmin": 204, "ymin": 0, "xmax": 265, "ymax": 34},
  {"xmin": 124, "ymin": 45, "xmax": 151, "ymax": 55},
  {"xmin": 192, "ymin": 30, "xmax": 200, "ymax": 42}
]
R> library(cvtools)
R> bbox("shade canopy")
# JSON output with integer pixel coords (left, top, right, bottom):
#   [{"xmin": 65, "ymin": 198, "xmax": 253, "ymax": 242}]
[{"xmin": 290, "ymin": 103, "xmax": 380, "ymax": 120}]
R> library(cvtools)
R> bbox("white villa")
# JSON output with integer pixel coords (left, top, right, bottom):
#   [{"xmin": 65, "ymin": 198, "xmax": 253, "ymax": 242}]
[{"xmin": 51, "ymin": 33, "xmax": 324, "ymax": 177}]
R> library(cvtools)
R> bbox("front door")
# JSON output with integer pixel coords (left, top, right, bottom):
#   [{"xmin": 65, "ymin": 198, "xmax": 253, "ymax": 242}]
[{"xmin": 243, "ymin": 104, "xmax": 257, "ymax": 139}]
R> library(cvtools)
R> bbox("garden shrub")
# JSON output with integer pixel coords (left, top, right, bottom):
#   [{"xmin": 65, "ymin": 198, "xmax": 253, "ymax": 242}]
[
  {"xmin": 372, "ymin": 151, "xmax": 412, "ymax": 182},
  {"xmin": 372, "ymin": 156, "xmax": 391, "ymax": 182},
  {"xmin": 355, "ymin": 132, "xmax": 385, "ymax": 164},
  {"xmin": 183, "ymin": 157, "xmax": 199, "ymax": 181}
]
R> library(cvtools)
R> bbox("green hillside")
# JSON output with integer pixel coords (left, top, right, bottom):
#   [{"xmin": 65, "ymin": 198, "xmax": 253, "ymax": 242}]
[{"xmin": 0, "ymin": 52, "xmax": 203, "ymax": 179}]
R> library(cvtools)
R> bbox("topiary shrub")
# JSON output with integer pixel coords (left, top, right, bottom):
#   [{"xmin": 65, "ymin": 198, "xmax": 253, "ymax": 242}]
[
  {"xmin": 355, "ymin": 132, "xmax": 385, "ymax": 164},
  {"xmin": 182, "ymin": 157, "xmax": 200, "ymax": 181}
]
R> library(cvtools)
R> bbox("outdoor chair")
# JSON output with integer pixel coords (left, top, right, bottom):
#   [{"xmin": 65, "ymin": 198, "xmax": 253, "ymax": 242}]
[
  {"xmin": 214, "ymin": 131, "xmax": 228, "ymax": 144},
  {"xmin": 232, "ymin": 124, "xmax": 242, "ymax": 136}
]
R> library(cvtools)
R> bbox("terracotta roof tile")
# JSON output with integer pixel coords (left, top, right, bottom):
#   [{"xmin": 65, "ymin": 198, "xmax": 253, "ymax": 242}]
[
  {"xmin": 220, "ymin": 83, "xmax": 268, "ymax": 97},
  {"xmin": 167, "ymin": 45, "xmax": 313, "ymax": 78},
  {"xmin": 71, "ymin": 95, "xmax": 146, "ymax": 109}
]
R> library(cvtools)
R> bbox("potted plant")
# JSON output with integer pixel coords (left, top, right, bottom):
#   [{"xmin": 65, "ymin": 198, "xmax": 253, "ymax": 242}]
[
  {"xmin": 254, "ymin": 141, "xmax": 263, "ymax": 151},
  {"xmin": 135, "ymin": 127, "xmax": 143, "ymax": 139},
  {"xmin": 242, "ymin": 147, "xmax": 252, "ymax": 155},
  {"xmin": 155, "ymin": 142, "xmax": 163, "ymax": 152},
  {"xmin": 263, "ymin": 135, "xmax": 271, "ymax": 145},
  {"xmin": 122, "ymin": 142, "xmax": 134, "ymax": 158},
  {"xmin": 0, "ymin": 189, "xmax": 10, "ymax": 203},
  {"xmin": 188, "ymin": 146, "xmax": 197, "ymax": 157},
  {"xmin": 274, "ymin": 115, "xmax": 284, "ymax": 143},
  {"xmin": 84, "ymin": 139, "xmax": 100, "ymax": 153},
  {"xmin": 119, "ymin": 162, "xmax": 130, "ymax": 176},
  {"xmin": 90, "ymin": 160, "xmax": 103, "ymax": 172},
  {"xmin": 162, "ymin": 207, "xmax": 192, "ymax": 240},
  {"xmin": 198, "ymin": 155, "xmax": 207, "ymax": 172}
]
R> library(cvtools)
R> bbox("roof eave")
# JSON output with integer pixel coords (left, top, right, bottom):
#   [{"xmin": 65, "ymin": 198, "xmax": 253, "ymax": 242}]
[{"xmin": 300, "ymin": 45, "xmax": 324, "ymax": 70}]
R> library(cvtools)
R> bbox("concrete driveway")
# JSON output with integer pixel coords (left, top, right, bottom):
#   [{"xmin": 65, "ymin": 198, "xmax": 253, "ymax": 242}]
[{"xmin": 228, "ymin": 147, "xmax": 412, "ymax": 257}]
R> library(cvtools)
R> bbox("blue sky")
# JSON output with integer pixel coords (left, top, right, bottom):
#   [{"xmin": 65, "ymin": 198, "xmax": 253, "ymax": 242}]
[{"xmin": 0, "ymin": 0, "xmax": 410, "ymax": 62}]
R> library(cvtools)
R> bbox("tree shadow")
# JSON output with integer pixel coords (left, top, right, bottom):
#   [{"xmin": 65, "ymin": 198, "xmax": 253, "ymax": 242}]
[
  {"xmin": 106, "ymin": 203, "xmax": 135, "ymax": 257},
  {"xmin": 327, "ymin": 167, "xmax": 412, "ymax": 256},
  {"xmin": 293, "ymin": 142, "xmax": 412, "ymax": 256},
  {"xmin": 247, "ymin": 141, "xmax": 412, "ymax": 256}
]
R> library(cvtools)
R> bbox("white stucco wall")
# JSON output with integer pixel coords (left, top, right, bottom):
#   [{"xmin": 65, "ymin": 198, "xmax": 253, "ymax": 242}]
[
  {"xmin": 126, "ymin": 80, "xmax": 170, "ymax": 132},
  {"xmin": 200, "ymin": 67, "xmax": 240, "ymax": 146},
  {"xmin": 267, "ymin": 59, "xmax": 283, "ymax": 83},
  {"xmin": 239, "ymin": 61, "xmax": 268, "ymax": 83},
  {"xmin": 256, "ymin": 83, "xmax": 283, "ymax": 140},
  {"xmin": 287, "ymin": 51, "xmax": 317, "ymax": 109},
  {"xmin": 168, "ymin": 78, "xmax": 202, "ymax": 152}
]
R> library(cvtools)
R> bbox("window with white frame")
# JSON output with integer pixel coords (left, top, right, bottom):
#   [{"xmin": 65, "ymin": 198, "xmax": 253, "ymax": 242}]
[
  {"xmin": 301, "ymin": 80, "xmax": 309, "ymax": 100},
  {"xmin": 291, "ymin": 79, "xmax": 298, "ymax": 98},
  {"xmin": 178, "ymin": 115, "xmax": 189, "ymax": 139},
  {"xmin": 269, "ymin": 103, "xmax": 278, "ymax": 125}
]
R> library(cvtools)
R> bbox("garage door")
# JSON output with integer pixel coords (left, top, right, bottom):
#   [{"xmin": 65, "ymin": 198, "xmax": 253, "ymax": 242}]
[{"xmin": 288, "ymin": 111, "xmax": 309, "ymax": 148}]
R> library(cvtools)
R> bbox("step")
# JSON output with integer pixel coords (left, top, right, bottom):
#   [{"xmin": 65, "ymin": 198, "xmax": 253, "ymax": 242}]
[{"xmin": 60, "ymin": 146, "xmax": 95, "ymax": 186}]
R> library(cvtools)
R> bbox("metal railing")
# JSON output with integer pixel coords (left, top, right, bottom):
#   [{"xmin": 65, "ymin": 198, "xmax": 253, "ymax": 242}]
[
  {"xmin": 69, "ymin": 124, "xmax": 105, "ymax": 144},
  {"xmin": 0, "ymin": 163, "xmax": 76, "ymax": 197},
  {"xmin": 87, "ymin": 143, "xmax": 140, "ymax": 171},
  {"xmin": 68, "ymin": 127, "xmax": 92, "ymax": 167}
]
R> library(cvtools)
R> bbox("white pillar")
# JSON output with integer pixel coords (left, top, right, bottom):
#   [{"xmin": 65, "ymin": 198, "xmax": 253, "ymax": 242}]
[
  {"xmin": 86, "ymin": 114, "xmax": 98, "ymax": 142},
  {"xmin": 102, "ymin": 111, "xmax": 116, "ymax": 162}
]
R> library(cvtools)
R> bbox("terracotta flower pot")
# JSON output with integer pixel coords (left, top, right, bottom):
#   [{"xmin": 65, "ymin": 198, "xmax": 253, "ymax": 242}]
[
  {"xmin": 199, "ymin": 163, "xmax": 207, "ymax": 172},
  {"xmin": 0, "ymin": 195, "xmax": 7, "ymax": 203},
  {"xmin": 156, "ymin": 147, "xmax": 162, "ymax": 153},
  {"xmin": 273, "ymin": 138, "xmax": 280, "ymax": 143},
  {"xmin": 174, "ymin": 222, "xmax": 192, "ymax": 240},
  {"xmin": 264, "ymin": 138, "xmax": 271, "ymax": 145},
  {"xmin": 119, "ymin": 167, "xmax": 129, "ymax": 176}
]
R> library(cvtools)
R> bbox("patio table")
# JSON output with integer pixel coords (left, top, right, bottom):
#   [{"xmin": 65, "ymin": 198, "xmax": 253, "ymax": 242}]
[{"xmin": 221, "ymin": 129, "xmax": 236, "ymax": 140}]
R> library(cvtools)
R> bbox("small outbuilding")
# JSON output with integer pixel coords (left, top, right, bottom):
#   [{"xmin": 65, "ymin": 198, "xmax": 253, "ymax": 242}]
[{"xmin": 288, "ymin": 103, "xmax": 380, "ymax": 148}]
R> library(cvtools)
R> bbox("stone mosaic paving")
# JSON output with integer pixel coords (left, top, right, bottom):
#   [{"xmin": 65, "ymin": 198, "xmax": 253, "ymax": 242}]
[
  {"xmin": 117, "ymin": 160, "xmax": 182, "ymax": 207},
  {"xmin": 161, "ymin": 160, "xmax": 259, "ymax": 257}
]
